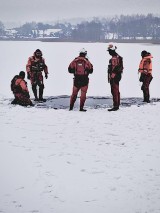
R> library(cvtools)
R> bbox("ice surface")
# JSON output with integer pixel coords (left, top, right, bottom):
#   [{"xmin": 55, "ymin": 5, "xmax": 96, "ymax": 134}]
[{"xmin": 0, "ymin": 41, "xmax": 160, "ymax": 213}]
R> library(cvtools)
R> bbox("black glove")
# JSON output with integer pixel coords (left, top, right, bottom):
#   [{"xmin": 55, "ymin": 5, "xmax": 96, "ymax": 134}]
[
  {"xmin": 45, "ymin": 73, "xmax": 48, "ymax": 79},
  {"xmin": 68, "ymin": 67, "xmax": 75, "ymax": 74},
  {"xmin": 27, "ymin": 73, "xmax": 31, "ymax": 80},
  {"xmin": 85, "ymin": 68, "xmax": 93, "ymax": 74}
]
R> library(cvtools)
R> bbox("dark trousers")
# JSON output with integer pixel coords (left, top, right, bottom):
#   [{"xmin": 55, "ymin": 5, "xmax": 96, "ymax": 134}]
[
  {"xmin": 110, "ymin": 80, "xmax": 120, "ymax": 108},
  {"xmin": 30, "ymin": 72, "xmax": 44, "ymax": 99},
  {"xmin": 141, "ymin": 74, "xmax": 153, "ymax": 102}
]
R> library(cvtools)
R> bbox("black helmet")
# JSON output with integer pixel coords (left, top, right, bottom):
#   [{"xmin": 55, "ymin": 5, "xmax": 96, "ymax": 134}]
[
  {"xmin": 141, "ymin": 50, "xmax": 148, "ymax": 57},
  {"xmin": 19, "ymin": 71, "xmax": 25, "ymax": 78},
  {"xmin": 35, "ymin": 49, "xmax": 42, "ymax": 57}
]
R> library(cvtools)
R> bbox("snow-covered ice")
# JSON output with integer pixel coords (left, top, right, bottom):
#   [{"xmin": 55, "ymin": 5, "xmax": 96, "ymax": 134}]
[
  {"xmin": 0, "ymin": 41, "xmax": 160, "ymax": 213},
  {"xmin": 1, "ymin": 99, "xmax": 160, "ymax": 213}
]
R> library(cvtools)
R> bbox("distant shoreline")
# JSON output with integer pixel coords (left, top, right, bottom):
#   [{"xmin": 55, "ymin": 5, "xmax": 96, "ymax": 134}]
[{"xmin": 0, "ymin": 38, "xmax": 160, "ymax": 44}]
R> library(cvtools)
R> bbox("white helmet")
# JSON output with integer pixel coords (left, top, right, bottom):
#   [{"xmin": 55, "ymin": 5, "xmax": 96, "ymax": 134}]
[
  {"xmin": 107, "ymin": 44, "xmax": 117, "ymax": 51},
  {"xmin": 79, "ymin": 48, "xmax": 87, "ymax": 55}
]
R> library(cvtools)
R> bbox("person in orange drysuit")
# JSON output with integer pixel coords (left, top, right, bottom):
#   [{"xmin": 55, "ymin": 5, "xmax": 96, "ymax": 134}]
[
  {"xmin": 107, "ymin": 44, "xmax": 123, "ymax": 111},
  {"xmin": 68, "ymin": 48, "xmax": 93, "ymax": 111},
  {"xmin": 138, "ymin": 50, "xmax": 153, "ymax": 103},
  {"xmin": 26, "ymin": 49, "xmax": 48, "ymax": 102},
  {"xmin": 11, "ymin": 71, "xmax": 33, "ymax": 106}
]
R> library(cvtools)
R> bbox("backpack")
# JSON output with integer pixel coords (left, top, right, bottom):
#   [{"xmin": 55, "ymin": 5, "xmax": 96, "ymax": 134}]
[
  {"xmin": 11, "ymin": 75, "xmax": 22, "ymax": 93},
  {"xmin": 75, "ymin": 58, "xmax": 87, "ymax": 75}
]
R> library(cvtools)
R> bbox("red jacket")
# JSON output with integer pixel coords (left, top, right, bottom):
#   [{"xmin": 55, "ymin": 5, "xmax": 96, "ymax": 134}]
[
  {"xmin": 138, "ymin": 55, "xmax": 153, "ymax": 75},
  {"xmin": 26, "ymin": 54, "xmax": 48, "ymax": 76}
]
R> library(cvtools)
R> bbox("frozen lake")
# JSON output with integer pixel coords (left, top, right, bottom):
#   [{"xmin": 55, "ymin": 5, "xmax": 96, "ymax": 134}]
[
  {"xmin": 1, "ymin": 41, "xmax": 160, "ymax": 213},
  {"xmin": 0, "ymin": 41, "xmax": 159, "ymax": 99}
]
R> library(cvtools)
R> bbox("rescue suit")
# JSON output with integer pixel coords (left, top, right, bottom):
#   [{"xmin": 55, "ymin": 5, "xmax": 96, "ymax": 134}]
[
  {"xmin": 26, "ymin": 50, "xmax": 48, "ymax": 101},
  {"xmin": 138, "ymin": 53, "xmax": 153, "ymax": 102},
  {"xmin": 11, "ymin": 74, "xmax": 33, "ymax": 106},
  {"xmin": 108, "ymin": 53, "xmax": 123, "ymax": 110},
  {"xmin": 68, "ymin": 52, "xmax": 93, "ymax": 111}
]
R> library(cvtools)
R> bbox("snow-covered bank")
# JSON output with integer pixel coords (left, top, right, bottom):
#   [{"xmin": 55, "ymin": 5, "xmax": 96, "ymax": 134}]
[{"xmin": 1, "ymin": 100, "xmax": 160, "ymax": 213}]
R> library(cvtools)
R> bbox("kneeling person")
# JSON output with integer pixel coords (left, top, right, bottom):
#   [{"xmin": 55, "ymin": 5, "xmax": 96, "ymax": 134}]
[{"xmin": 11, "ymin": 71, "xmax": 33, "ymax": 106}]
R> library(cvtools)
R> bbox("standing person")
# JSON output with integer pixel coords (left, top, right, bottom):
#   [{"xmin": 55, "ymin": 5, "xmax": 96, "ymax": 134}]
[
  {"xmin": 138, "ymin": 50, "xmax": 153, "ymax": 103},
  {"xmin": 26, "ymin": 49, "xmax": 48, "ymax": 102},
  {"xmin": 68, "ymin": 48, "xmax": 93, "ymax": 111},
  {"xmin": 107, "ymin": 44, "xmax": 123, "ymax": 111},
  {"xmin": 11, "ymin": 71, "xmax": 33, "ymax": 106}
]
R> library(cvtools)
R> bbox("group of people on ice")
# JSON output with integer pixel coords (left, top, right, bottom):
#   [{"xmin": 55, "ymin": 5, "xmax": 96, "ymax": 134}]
[{"xmin": 11, "ymin": 44, "xmax": 153, "ymax": 111}]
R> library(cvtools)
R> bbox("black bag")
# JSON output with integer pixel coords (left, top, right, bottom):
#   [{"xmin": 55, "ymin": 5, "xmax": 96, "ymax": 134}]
[{"xmin": 139, "ymin": 73, "xmax": 145, "ymax": 82}]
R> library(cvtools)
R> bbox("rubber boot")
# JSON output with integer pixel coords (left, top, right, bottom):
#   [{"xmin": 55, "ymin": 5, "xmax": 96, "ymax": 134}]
[
  {"xmin": 80, "ymin": 104, "xmax": 87, "ymax": 112},
  {"xmin": 32, "ymin": 85, "xmax": 38, "ymax": 101},
  {"xmin": 108, "ymin": 107, "xmax": 119, "ymax": 112},
  {"xmin": 69, "ymin": 95, "xmax": 77, "ymax": 111},
  {"xmin": 69, "ymin": 104, "xmax": 74, "ymax": 111},
  {"xmin": 80, "ymin": 108, "xmax": 87, "ymax": 112},
  {"xmin": 11, "ymin": 98, "xmax": 18, "ymax": 105},
  {"xmin": 143, "ymin": 90, "xmax": 150, "ymax": 103},
  {"xmin": 39, "ymin": 86, "xmax": 46, "ymax": 102}
]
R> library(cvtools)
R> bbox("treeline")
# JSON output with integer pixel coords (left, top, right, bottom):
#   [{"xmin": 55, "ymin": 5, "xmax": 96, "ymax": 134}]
[
  {"xmin": 71, "ymin": 14, "xmax": 160, "ymax": 41},
  {"xmin": 0, "ymin": 21, "xmax": 5, "ymax": 35},
  {"xmin": 0, "ymin": 14, "xmax": 160, "ymax": 41}
]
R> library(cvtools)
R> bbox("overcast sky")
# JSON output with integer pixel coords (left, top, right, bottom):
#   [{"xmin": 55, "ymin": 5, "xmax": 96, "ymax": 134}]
[{"xmin": 0, "ymin": 0, "xmax": 159, "ymax": 24}]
